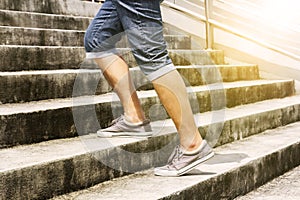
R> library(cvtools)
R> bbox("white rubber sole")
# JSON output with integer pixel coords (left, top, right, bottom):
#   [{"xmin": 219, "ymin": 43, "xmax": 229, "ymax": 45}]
[
  {"xmin": 154, "ymin": 151, "xmax": 215, "ymax": 177},
  {"xmin": 97, "ymin": 131, "xmax": 153, "ymax": 138}
]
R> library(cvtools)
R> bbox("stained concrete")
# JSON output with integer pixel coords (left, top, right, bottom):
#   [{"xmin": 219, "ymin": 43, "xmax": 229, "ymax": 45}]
[
  {"xmin": 0, "ymin": 47, "xmax": 224, "ymax": 71},
  {"xmin": 0, "ymin": 9, "xmax": 92, "ymax": 30},
  {"xmin": 0, "ymin": 26, "xmax": 192, "ymax": 49},
  {"xmin": 0, "ymin": 64, "xmax": 259, "ymax": 104},
  {"xmin": 0, "ymin": 80, "xmax": 296, "ymax": 147},
  {"xmin": 0, "ymin": 1, "xmax": 299, "ymax": 199},
  {"xmin": 0, "ymin": 0, "xmax": 101, "ymax": 17},
  {"xmin": 235, "ymin": 165, "xmax": 300, "ymax": 200},
  {"xmin": 0, "ymin": 96, "xmax": 299, "ymax": 199},
  {"xmin": 51, "ymin": 122, "xmax": 300, "ymax": 200}
]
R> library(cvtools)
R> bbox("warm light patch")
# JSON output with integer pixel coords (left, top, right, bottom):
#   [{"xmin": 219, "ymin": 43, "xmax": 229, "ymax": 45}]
[{"xmin": 261, "ymin": 0, "xmax": 300, "ymax": 28}]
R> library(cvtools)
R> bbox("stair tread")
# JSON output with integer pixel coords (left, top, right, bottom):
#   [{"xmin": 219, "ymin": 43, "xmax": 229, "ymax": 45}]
[
  {"xmin": 1, "ymin": 94, "xmax": 299, "ymax": 172},
  {"xmin": 52, "ymin": 121, "xmax": 300, "ymax": 199},
  {"xmin": 0, "ymin": 79, "xmax": 293, "ymax": 115}
]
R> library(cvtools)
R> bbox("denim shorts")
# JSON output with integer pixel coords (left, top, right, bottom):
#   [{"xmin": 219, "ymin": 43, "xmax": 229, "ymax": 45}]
[{"xmin": 84, "ymin": 0, "xmax": 175, "ymax": 81}]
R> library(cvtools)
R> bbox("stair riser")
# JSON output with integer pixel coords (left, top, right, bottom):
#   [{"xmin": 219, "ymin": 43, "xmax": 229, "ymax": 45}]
[
  {"xmin": 168, "ymin": 50, "xmax": 224, "ymax": 66},
  {"xmin": 0, "ymin": 47, "xmax": 224, "ymax": 71},
  {"xmin": 226, "ymin": 82, "xmax": 295, "ymax": 108},
  {"xmin": 0, "ymin": 27, "xmax": 85, "ymax": 46},
  {"xmin": 0, "ymin": 0, "xmax": 100, "ymax": 17},
  {"xmin": 0, "ymin": 65, "xmax": 259, "ymax": 104},
  {"xmin": 178, "ymin": 65, "xmax": 260, "ymax": 85},
  {"xmin": 217, "ymin": 105, "xmax": 300, "ymax": 146},
  {"xmin": 0, "ymin": 105, "xmax": 299, "ymax": 200},
  {"xmin": 0, "ymin": 81, "xmax": 295, "ymax": 148},
  {"xmin": 0, "ymin": 27, "xmax": 192, "ymax": 49},
  {"xmin": 0, "ymin": 71, "xmax": 111, "ymax": 104},
  {"xmin": 0, "ymin": 10, "xmax": 92, "ymax": 30}
]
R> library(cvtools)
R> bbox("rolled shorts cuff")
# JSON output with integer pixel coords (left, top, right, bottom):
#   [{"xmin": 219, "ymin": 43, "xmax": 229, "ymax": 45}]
[
  {"xmin": 146, "ymin": 63, "xmax": 176, "ymax": 81},
  {"xmin": 86, "ymin": 49, "xmax": 119, "ymax": 59}
]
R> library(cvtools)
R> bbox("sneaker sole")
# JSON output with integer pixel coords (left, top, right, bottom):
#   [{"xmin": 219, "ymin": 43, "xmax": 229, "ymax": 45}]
[
  {"xmin": 154, "ymin": 151, "xmax": 215, "ymax": 177},
  {"xmin": 97, "ymin": 131, "xmax": 153, "ymax": 138},
  {"xmin": 177, "ymin": 151, "xmax": 215, "ymax": 176}
]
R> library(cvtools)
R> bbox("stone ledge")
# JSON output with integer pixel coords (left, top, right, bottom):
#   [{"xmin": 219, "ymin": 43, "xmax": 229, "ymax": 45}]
[
  {"xmin": 0, "ymin": 80, "xmax": 295, "ymax": 147},
  {"xmin": 0, "ymin": 64, "xmax": 259, "ymax": 104},
  {"xmin": 0, "ymin": 26, "xmax": 192, "ymax": 49},
  {"xmin": 0, "ymin": 47, "xmax": 224, "ymax": 71},
  {"xmin": 235, "ymin": 165, "xmax": 300, "ymax": 200},
  {"xmin": 51, "ymin": 122, "xmax": 300, "ymax": 200}
]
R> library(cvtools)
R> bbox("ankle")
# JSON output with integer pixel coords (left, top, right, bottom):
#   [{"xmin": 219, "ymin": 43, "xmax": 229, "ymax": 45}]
[
  {"xmin": 182, "ymin": 137, "xmax": 203, "ymax": 152},
  {"xmin": 124, "ymin": 114, "xmax": 145, "ymax": 125}
]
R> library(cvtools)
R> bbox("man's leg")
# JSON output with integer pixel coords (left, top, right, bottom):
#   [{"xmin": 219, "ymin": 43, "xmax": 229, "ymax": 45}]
[
  {"xmin": 149, "ymin": 66, "xmax": 214, "ymax": 177},
  {"xmin": 84, "ymin": 0, "xmax": 151, "ymax": 136},
  {"xmin": 114, "ymin": 0, "xmax": 214, "ymax": 176},
  {"xmin": 94, "ymin": 55, "xmax": 146, "ymax": 123},
  {"xmin": 114, "ymin": 0, "xmax": 203, "ymax": 150},
  {"xmin": 152, "ymin": 70, "xmax": 203, "ymax": 151}
]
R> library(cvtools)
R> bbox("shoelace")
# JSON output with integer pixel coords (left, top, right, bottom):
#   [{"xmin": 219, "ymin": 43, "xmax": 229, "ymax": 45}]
[
  {"xmin": 108, "ymin": 115, "xmax": 124, "ymax": 126},
  {"xmin": 168, "ymin": 145, "xmax": 184, "ymax": 164}
]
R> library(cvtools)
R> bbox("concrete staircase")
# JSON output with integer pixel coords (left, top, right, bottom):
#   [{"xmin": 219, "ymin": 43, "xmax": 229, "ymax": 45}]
[{"xmin": 0, "ymin": 0, "xmax": 299, "ymax": 199}]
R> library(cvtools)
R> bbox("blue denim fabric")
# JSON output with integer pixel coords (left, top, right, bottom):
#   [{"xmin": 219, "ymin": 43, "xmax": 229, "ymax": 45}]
[{"xmin": 84, "ymin": 0, "xmax": 175, "ymax": 81}]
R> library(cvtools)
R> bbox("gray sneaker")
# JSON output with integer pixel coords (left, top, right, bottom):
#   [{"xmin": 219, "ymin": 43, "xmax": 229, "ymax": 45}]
[
  {"xmin": 154, "ymin": 140, "xmax": 214, "ymax": 176},
  {"xmin": 97, "ymin": 115, "xmax": 153, "ymax": 137}
]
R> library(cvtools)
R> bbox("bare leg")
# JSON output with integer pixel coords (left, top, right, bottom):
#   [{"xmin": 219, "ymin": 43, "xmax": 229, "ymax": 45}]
[
  {"xmin": 152, "ymin": 70, "xmax": 203, "ymax": 151},
  {"xmin": 94, "ymin": 54, "xmax": 145, "ymax": 123}
]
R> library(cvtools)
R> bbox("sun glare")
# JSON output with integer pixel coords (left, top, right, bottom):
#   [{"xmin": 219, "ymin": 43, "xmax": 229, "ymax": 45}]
[{"xmin": 261, "ymin": 0, "xmax": 300, "ymax": 28}]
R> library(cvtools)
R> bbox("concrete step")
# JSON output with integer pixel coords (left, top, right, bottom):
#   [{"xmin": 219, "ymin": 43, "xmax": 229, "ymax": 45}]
[
  {"xmin": 0, "ymin": 0, "xmax": 100, "ymax": 17},
  {"xmin": 0, "ymin": 26, "xmax": 86, "ymax": 46},
  {"xmin": 51, "ymin": 122, "xmax": 300, "ymax": 200},
  {"xmin": 0, "ymin": 9, "xmax": 92, "ymax": 30},
  {"xmin": 0, "ymin": 9, "xmax": 190, "ymax": 34},
  {"xmin": 0, "ymin": 80, "xmax": 295, "ymax": 148},
  {"xmin": 0, "ymin": 64, "xmax": 259, "ymax": 104},
  {"xmin": 234, "ymin": 165, "xmax": 300, "ymax": 200},
  {"xmin": 1, "ymin": 96, "xmax": 299, "ymax": 199},
  {"xmin": 0, "ymin": 46, "xmax": 224, "ymax": 71},
  {"xmin": 0, "ymin": 26, "xmax": 192, "ymax": 49}
]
